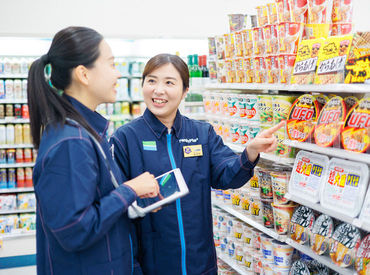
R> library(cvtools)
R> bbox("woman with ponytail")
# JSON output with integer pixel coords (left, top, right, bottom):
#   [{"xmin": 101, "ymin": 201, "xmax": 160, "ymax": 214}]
[{"xmin": 28, "ymin": 26, "xmax": 159, "ymax": 275}]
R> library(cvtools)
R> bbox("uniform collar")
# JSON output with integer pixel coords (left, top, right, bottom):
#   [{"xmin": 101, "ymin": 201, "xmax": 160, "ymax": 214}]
[
  {"xmin": 143, "ymin": 108, "xmax": 182, "ymax": 139},
  {"xmin": 65, "ymin": 95, "xmax": 109, "ymax": 137}
]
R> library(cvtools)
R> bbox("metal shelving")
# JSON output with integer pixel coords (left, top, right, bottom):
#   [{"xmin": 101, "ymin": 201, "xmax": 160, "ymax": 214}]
[
  {"xmin": 0, "ymin": 99, "xmax": 28, "ymax": 104},
  {"xmin": 0, "ymin": 208, "xmax": 35, "ymax": 215},
  {"xmin": 217, "ymin": 252, "xmax": 248, "ymax": 275},
  {"xmin": 0, "ymin": 187, "xmax": 34, "ymax": 194},
  {"xmin": 0, "ymin": 144, "xmax": 33, "ymax": 149},
  {"xmin": 0, "ymin": 75, "xmax": 28, "ymax": 79},
  {"xmin": 0, "ymin": 231, "xmax": 35, "ymax": 240},
  {"xmin": 0, "ymin": 118, "xmax": 29, "ymax": 124},
  {"xmin": 0, "ymin": 162, "xmax": 35, "ymax": 169}
]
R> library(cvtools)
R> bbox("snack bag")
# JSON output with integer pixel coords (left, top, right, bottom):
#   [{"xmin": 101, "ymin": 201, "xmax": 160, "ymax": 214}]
[
  {"xmin": 264, "ymin": 24, "xmax": 279, "ymax": 54},
  {"xmin": 215, "ymin": 35, "xmax": 225, "ymax": 60},
  {"xmin": 253, "ymin": 27, "xmax": 266, "ymax": 56},
  {"xmin": 225, "ymin": 59, "xmax": 236, "ymax": 83},
  {"xmin": 278, "ymin": 54, "xmax": 297, "ymax": 84},
  {"xmin": 254, "ymin": 56, "xmax": 267, "ymax": 83},
  {"xmin": 291, "ymin": 38, "xmax": 325, "ymax": 84},
  {"xmin": 315, "ymin": 35, "xmax": 353, "ymax": 84},
  {"xmin": 307, "ymin": 0, "xmax": 334, "ymax": 24},
  {"xmin": 224, "ymin": 33, "xmax": 235, "ymax": 59},
  {"xmin": 234, "ymin": 58, "xmax": 245, "ymax": 83},
  {"xmin": 289, "ymin": 0, "xmax": 308, "ymax": 23},
  {"xmin": 265, "ymin": 55, "xmax": 280, "ymax": 83},
  {"xmin": 243, "ymin": 57, "xmax": 255, "ymax": 83},
  {"xmin": 242, "ymin": 29, "xmax": 254, "ymax": 57},
  {"xmin": 234, "ymin": 31, "xmax": 244, "ymax": 57},
  {"xmin": 216, "ymin": 60, "xmax": 226, "ymax": 83},
  {"xmin": 332, "ymin": 0, "xmax": 353, "ymax": 23},
  {"xmin": 276, "ymin": 0, "xmax": 292, "ymax": 22},
  {"xmin": 278, "ymin": 22, "xmax": 304, "ymax": 54}
]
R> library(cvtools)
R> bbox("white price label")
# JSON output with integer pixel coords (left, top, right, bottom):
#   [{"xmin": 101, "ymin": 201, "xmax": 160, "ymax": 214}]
[
  {"xmin": 293, "ymin": 57, "xmax": 318, "ymax": 75},
  {"xmin": 317, "ymin": 55, "xmax": 347, "ymax": 74}
]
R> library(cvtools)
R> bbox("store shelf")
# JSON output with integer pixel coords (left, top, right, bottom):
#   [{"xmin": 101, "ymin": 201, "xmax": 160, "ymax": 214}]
[
  {"xmin": 0, "ymin": 74, "xmax": 28, "ymax": 79},
  {"xmin": 0, "ymin": 187, "xmax": 34, "ymax": 194},
  {"xmin": 0, "ymin": 118, "xmax": 29, "ymax": 124},
  {"xmin": 285, "ymin": 238, "xmax": 356, "ymax": 275},
  {"xmin": 225, "ymin": 143, "xmax": 294, "ymax": 167},
  {"xmin": 185, "ymin": 113, "xmax": 206, "ymax": 120},
  {"xmin": 0, "ymin": 144, "xmax": 33, "ymax": 149},
  {"xmin": 0, "ymin": 99, "xmax": 28, "ymax": 104},
  {"xmin": 108, "ymin": 114, "xmax": 132, "ymax": 121},
  {"xmin": 119, "ymin": 74, "xmax": 142, "ymax": 79},
  {"xmin": 218, "ymin": 252, "xmax": 248, "ymax": 275},
  {"xmin": 0, "ymin": 231, "xmax": 35, "ymax": 240},
  {"xmin": 212, "ymin": 200, "xmax": 287, "ymax": 242},
  {"xmin": 184, "ymin": 101, "xmax": 204, "ymax": 106},
  {"xmin": 0, "ymin": 162, "xmax": 35, "ymax": 168},
  {"xmin": 283, "ymin": 140, "xmax": 370, "ymax": 165},
  {"xmin": 0, "ymin": 208, "xmax": 35, "ymax": 215},
  {"xmin": 205, "ymin": 83, "xmax": 370, "ymax": 94}
]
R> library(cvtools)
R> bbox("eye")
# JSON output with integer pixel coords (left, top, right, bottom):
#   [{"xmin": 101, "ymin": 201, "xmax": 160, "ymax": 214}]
[
  {"xmin": 166, "ymin": 81, "xmax": 174, "ymax": 85},
  {"xmin": 147, "ymin": 79, "xmax": 155, "ymax": 84}
]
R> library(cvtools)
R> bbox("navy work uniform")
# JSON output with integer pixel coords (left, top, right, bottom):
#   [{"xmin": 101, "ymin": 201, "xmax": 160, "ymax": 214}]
[
  {"xmin": 110, "ymin": 109, "xmax": 259, "ymax": 275},
  {"xmin": 33, "ymin": 96, "xmax": 140, "ymax": 275}
]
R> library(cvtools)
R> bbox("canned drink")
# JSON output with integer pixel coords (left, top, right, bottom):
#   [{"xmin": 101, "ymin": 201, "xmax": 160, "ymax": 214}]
[
  {"xmin": 8, "ymin": 168, "xmax": 16, "ymax": 188},
  {"xmin": 5, "ymin": 80, "xmax": 14, "ymax": 99},
  {"xmin": 14, "ymin": 124, "xmax": 23, "ymax": 144},
  {"xmin": 0, "ymin": 104, "xmax": 5, "ymax": 119},
  {"xmin": 22, "ymin": 124, "xmax": 31, "ymax": 144},
  {"xmin": 121, "ymin": 102, "xmax": 130, "ymax": 115},
  {"xmin": 25, "ymin": 167, "xmax": 33, "ymax": 187},
  {"xmin": 6, "ymin": 124, "xmax": 15, "ymax": 144},
  {"xmin": 0, "ymin": 80, "xmax": 5, "ymax": 99},
  {"xmin": 0, "ymin": 168, "xmax": 7, "ymax": 188},
  {"xmin": 15, "ymin": 148, "xmax": 23, "ymax": 163},
  {"xmin": 5, "ymin": 104, "xmax": 13, "ymax": 117},
  {"xmin": 21, "ymin": 80, "xmax": 28, "ymax": 100},
  {"xmin": 24, "ymin": 149, "xmax": 32, "ymax": 163},
  {"xmin": 16, "ymin": 168, "xmax": 25, "ymax": 188},
  {"xmin": 0, "ymin": 149, "xmax": 6, "ymax": 164},
  {"xmin": 21, "ymin": 104, "xmax": 29, "ymax": 119},
  {"xmin": 0, "ymin": 125, "xmax": 6, "ymax": 144},
  {"xmin": 6, "ymin": 149, "xmax": 15, "ymax": 164},
  {"xmin": 14, "ymin": 80, "xmax": 22, "ymax": 99},
  {"xmin": 14, "ymin": 104, "xmax": 22, "ymax": 118},
  {"xmin": 32, "ymin": 149, "xmax": 37, "ymax": 162}
]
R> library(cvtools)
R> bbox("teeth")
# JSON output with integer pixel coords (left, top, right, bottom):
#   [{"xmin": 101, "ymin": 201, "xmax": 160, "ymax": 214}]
[{"xmin": 153, "ymin": 99, "xmax": 166, "ymax": 104}]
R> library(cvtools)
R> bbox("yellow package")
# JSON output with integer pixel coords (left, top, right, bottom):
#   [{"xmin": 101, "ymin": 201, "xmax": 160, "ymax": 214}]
[
  {"xmin": 291, "ymin": 38, "xmax": 325, "ymax": 84},
  {"xmin": 224, "ymin": 33, "xmax": 235, "ymax": 59},
  {"xmin": 315, "ymin": 35, "xmax": 353, "ymax": 84}
]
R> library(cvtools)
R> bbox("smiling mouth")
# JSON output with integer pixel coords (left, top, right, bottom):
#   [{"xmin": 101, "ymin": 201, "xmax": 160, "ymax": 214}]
[{"xmin": 153, "ymin": 98, "xmax": 168, "ymax": 104}]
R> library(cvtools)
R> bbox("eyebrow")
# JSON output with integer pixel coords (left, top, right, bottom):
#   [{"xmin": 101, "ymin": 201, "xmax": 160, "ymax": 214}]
[{"xmin": 147, "ymin": 75, "xmax": 177, "ymax": 81}]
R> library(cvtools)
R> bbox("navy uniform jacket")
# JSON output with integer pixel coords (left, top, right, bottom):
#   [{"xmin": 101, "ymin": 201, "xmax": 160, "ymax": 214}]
[
  {"xmin": 110, "ymin": 109, "xmax": 258, "ymax": 275},
  {"xmin": 33, "ymin": 96, "xmax": 139, "ymax": 275}
]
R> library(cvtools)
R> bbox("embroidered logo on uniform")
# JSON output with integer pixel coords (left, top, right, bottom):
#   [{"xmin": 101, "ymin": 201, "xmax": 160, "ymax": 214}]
[
  {"xmin": 183, "ymin": 144, "xmax": 203, "ymax": 157},
  {"xmin": 142, "ymin": 141, "xmax": 157, "ymax": 151},
  {"xmin": 179, "ymin": 138, "xmax": 199, "ymax": 143}
]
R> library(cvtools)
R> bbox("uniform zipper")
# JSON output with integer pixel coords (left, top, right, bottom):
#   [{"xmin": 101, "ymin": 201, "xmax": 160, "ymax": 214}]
[
  {"xmin": 166, "ymin": 129, "xmax": 187, "ymax": 275},
  {"xmin": 129, "ymin": 234, "xmax": 134, "ymax": 275}
]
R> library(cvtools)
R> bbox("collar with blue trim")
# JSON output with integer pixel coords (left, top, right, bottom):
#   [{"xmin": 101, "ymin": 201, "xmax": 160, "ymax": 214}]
[
  {"xmin": 65, "ymin": 95, "xmax": 109, "ymax": 137},
  {"xmin": 143, "ymin": 108, "xmax": 183, "ymax": 139}
]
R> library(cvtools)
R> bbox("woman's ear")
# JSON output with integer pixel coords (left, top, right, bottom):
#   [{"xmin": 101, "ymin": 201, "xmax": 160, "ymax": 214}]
[
  {"xmin": 73, "ymin": 65, "xmax": 89, "ymax": 86},
  {"xmin": 181, "ymin": 87, "xmax": 189, "ymax": 100}
]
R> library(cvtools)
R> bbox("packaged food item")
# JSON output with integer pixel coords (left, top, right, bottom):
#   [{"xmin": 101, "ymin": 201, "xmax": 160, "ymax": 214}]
[
  {"xmin": 261, "ymin": 234, "xmax": 274, "ymax": 263},
  {"xmin": 341, "ymin": 97, "xmax": 369, "ymax": 153},
  {"xmin": 243, "ymin": 223, "xmax": 253, "ymax": 248},
  {"xmin": 276, "ymin": 0, "xmax": 293, "ymax": 22},
  {"xmin": 315, "ymin": 35, "xmax": 353, "ymax": 84},
  {"xmin": 271, "ymin": 171, "xmax": 290, "ymax": 205},
  {"xmin": 307, "ymin": 0, "xmax": 334, "ymax": 23},
  {"xmin": 6, "ymin": 124, "xmax": 14, "ymax": 144},
  {"xmin": 275, "ymin": 128, "xmax": 296, "ymax": 158},
  {"xmin": 256, "ymin": 5, "xmax": 269, "ymax": 27},
  {"xmin": 225, "ymin": 59, "xmax": 236, "ymax": 83},
  {"xmin": 304, "ymin": 23, "xmax": 331, "ymax": 39},
  {"xmin": 231, "ymin": 188, "xmax": 241, "ymax": 210},
  {"xmin": 355, "ymin": 234, "xmax": 370, "ymax": 275},
  {"xmin": 253, "ymin": 253, "xmax": 263, "ymax": 274},
  {"xmin": 313, "ymin": 94, "xmax": 329, "ymax": 113},
  {"xmin": 250, "ymin": 195, "xmax": 263, "ymax": 223},
  {"xmin": 0, "ymin": 150, "xmax": 5, "ymax": 164},
  {"xmin": 0, "ymin": 195, "xmax": 17, "ymax": 210},
  {"xmin": 278, "ymin": 54, "xmax": 297, "ymax": 84},
  {"xmin": 265, "ymin": 55, "xmax": 280, "ymax": 83},
  {"xmin": 256, "ymin": 168, "xmax": 273, "ymax": 200},
  {"xmin": 230, "ymin": 121, "xmax": 240, "ymax": 144},
  {"xmin": 278, "ymin": 22, "xmax": 304, "ymax": 54},
  {"xmin": 253, "ymin": 28, "xmax": 265, "ymax": 56},
  {"xmin": 25, "ymin": 167, "xmax": 33, "ymax": 187},
  {"xmin": 289, "ymin": 0, "xmax": 308, "ymax": 23},
  {"xmin": 248, "ymin": 173, "xmax": 260, "ymax": 196},
  {"xmin": 257, "ymin": 95, "xmax": 273, "ymax": 125},
  {"xmin": 264, "ymin": 24, "xmax": 279, "ymax": 54},
  {"xmin": 331, "ymin": 23, "xmax": 353, "ymax": 36},
  {"xmin": 332, "ymin": 0, "xmax": 353, "ymax": 23},
  {"xmin": 243, "ymin": 247, "xmax": 254, "ymax": 272},
  {"xmin": 289, "ymin": 206, "xmax": 315, "ymax": 244},
  {"xmin": 224, "ymin": 33, "xmax": 235, "ymax": 59},
  {"xmin": 19, "ymin": 214, "xmax": 36, "ymax": 231},
  {"xmin": 215, "ymin": 35, "xmax": 225, "ymax": 60},
  {"xmin": 309, "ymin": 214, "xmax": 334, "ymax": 255},
  {"xmin": 221, "ymin": 118, "xmax": 231, "ymax": 143},
  {"xmin": 289, "ymin": 260, "xmax": 310, "ymax": 274},
  {"xmin": 227, "ymin": 94, "xmax": 238, "ymax": 117},
  {"xmin": 306, "ymin": 260, "xmax": 330, "ymax": 274},
  {"xmin": 329, "ymin": 223, "xmax": 361, "ymax": 267},
  {"xmin": 273, "ymin": 240, "xmax": 294, "ymax": 272},
  {"xmin": 267, "ymin": 3, "xmax": 278, "ymax": 24},
  {"xmin": 252, "ymin": 228, "xmax": 262, "ymax": 252},
  {"xmin": 17, "ymin": 193, "xmax": 36, "ymax": 209},
  {"xmin": 238, "ymin": 120, "xmax": 249, "ymax": 146},
  {"xmin": 242, "ymin": 29, "xmax": 254, "ymax": 57},
  {"xmin": 314, "ymin": 96, "xmax": 346, "ymax": 147},
  {"xmin": 243, "ymin": 57, "xmax": 254, "ymax": 83},
  {"xmin": 343, "ymin": 96, "xmax": 358, "ymax": 111},
  {"xmin": 321, "ymin": 158, "xmax": 369, "ymax": 218},
  {"xmin": 261, "ymin": 198, "xmax": 274, "ymax": 228},
  {"xmin": 208, "ymin": 37, "xmax": 217, "ymax": 57},
  {"xmin": 273, "ymin": 95, "xmax": 298, "ymax": 124},
  {"xmin": 272, "ymin": 202, "xmax": 297, "ymax": 235},
  {"xmin": 234, "ymin": 58, "xmax": 244, "ymax": 83},
  {"xmin": 228, "ymin": 14, "xmax": 246, "ymax": 32},
  {"xmin": 291, "ymin": 38, "xmax": 324, "ymax": 84},
  {"xmin": 234, "ymin": 31, "xmax": 244, "ymax": 58},
  {"xmin": 216, "ymin": 60, "xmax": 226, "ymax": 83},
  {"xmin": 0, "ymin": 81, "xmax": 4, "ymax": 99}
]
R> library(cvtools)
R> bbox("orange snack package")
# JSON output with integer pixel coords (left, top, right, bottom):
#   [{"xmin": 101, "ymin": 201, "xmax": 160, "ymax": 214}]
[
  {"xmin": 254, "ymin": 57, "xmax": 267, "ymax": 83},
  {"xmin": 224, "ymin": 33, "xmax": 235, "ymax": 59},
  {"xmin": 307, "ymin": 0, "xmax": 334, "ymax": 24},
  {"xmin": 243, "ymin": 57, "xmax": 255, "ymax": 83},
  {"xmin": 289, "ymin": 0, "xmax": 308, "ymax": 23},
  {"xmin": 332, "ymin": 0, "xmax": 353, "ymax": 23},
  {"xmin": 264, "ymin": 24, "xmax": 279, "ymax": 54},
  {"xmin": 265, "ymin": 55, "xmax": 280, "ymax": 83},
  {"xmin": 253, "ymin": 27, "xmax": 266, "ymax": 56},
  {"xmin": 242, "ymin": 29, "xmax": 254, "ymax": 57},
  {"xmin": 278, "ymin": 54, "xmax": 297, "ymax": 84},
  {"xmin": 278, "ymin": 22, "xmax": 304, "ymax": 54},
  {"xmin": 276, "ymin": 0, "xmax": 292, "ymax": 22},
  {"xmin": 234, "ymin": 58, "xmax": 245, "ymax": 83}
]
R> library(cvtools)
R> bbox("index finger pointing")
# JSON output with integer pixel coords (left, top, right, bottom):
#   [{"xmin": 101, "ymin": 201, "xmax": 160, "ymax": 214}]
[{"xmin": 264, "ymin": 121, "xmax": 285, "ymax": 135}]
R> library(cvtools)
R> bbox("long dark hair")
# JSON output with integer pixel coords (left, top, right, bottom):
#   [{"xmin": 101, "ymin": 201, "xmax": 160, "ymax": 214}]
[
  {"xmin": 142, "ymin": 54, "xmax": 189, "ymax": 92},
  {"xmin": 27, "ymin": 26, "xmax": 103, "ymax": 149}
]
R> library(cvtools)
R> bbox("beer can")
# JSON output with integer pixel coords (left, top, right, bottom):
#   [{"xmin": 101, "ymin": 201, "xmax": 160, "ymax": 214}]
[
  {"xmin": 14, "ymin": 80, "xmax": 22, "ymax": 99},
  {"xmin": 16, "ymin": 168, "xmax": 25, "ymax": 188},
  {"xmin": 6, "ymin": 149, "xmax": 15, "ymax": 164},
  {"xmin": 4, "ymin": 79, "xmax": 14, "ymax": 99},
  {"xmin": 25, "ymin": 167, "xmax": 33, "ymax": 187},
  {"xmin": 14, "ymin": 124, "xmax": 23, "ymax": 144},
  {"xmin": 21, "ymin": 80, "xmax": 27, "ymax": 100},
  {"xmin": 15, "ymin": 148, "xmax": 23, "ymax": 163},
  {"xmin": 6, "ymin": 124, "xmax": 15, "ymax": 144},
  {"xmin": 0, "ymin": 104, "xmax": 5, "ymax": 119},
  {"xmin": 22, "ymin": 124, "xmax": 31, "ymax": 144},
  {"xmin": 5, "ymin": 104, "xmax": 13, "ymax": 117},
  {"xmin": 0, "ymin": 149, "xmax": 6, "ymax": 164},
  {"xmin": 24, "ymin": 148, "xmax": 32, "ymax": 163},
  {"xmin": 21, "ymin": 104, "xmax": 29, "ymax": 119},
  {"xmin": 8, "ymin": 168, "xmax": 16, "ymax": 188},
  {"xmin": 14, "ymin": 104, "xmax": 22, "ymax": 118},
  {"xmin": 0, "ymin": 80, "xmax": 5, "ymax": 99},
  {"xmin": 0, "ymin": 125, "xmax": 6, "ymax": 144},
  {"xmin": 0, "ymin": 168, "xmax": 7, "ymax": 188}
]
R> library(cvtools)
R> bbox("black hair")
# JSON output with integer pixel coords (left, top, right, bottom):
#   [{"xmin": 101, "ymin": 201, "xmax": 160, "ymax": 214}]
[{"xmin": 27, "ymin": 26, "xmax": 104, "ymax": 149}]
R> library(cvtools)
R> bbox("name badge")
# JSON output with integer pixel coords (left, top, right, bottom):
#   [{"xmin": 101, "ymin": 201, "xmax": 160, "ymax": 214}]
[{"xmin": 183, "ymin": 145, "xmax": 203, "ymax": 158}]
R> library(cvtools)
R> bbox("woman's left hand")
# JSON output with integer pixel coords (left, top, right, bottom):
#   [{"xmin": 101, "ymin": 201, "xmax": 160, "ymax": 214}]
[{"xmin": 246, "ymin": 121, "xmax": 285, "ymax": 162}]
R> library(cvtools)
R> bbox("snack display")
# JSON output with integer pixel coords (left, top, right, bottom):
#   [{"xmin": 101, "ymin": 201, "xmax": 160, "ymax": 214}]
[
  {"xmin": 272, "ymin": 202, "xmax": 297, "ymax": 235},
  {"xmin": 289, "ymin": 0, "xmax": 308, "ymax": 23},
  {"xmin": 278, "ymin": 54, "xmax": 297, "ymax": 83},
  {"xmin": 228, "ymin": 14, "xmax": 246, "ymax": 32},
  {"xmin": 271, "ymin": 171, "xmax": 291, "ymax": 205},
  {"xmin": 355, "ymin": 234, "xmax": 370, "ymax": 275},
  {"xmin": 265, "ymin": 55, "xmax": 280, "ymax": 83},
  {"xmin": 310, "ymin": 214, "xmax": 334, "ymax": 255},
  {"xmin": 290, "ymin": 206, "xmax": 315, "ymax": 244},
  {"xmin": 289, "ymin": 260, "xmax": 310, "ymax": 274},
  {"xmin": 307, "ymin": 0, "xmax": 334, "ymax": 24},
  {"xmin": 332, "ymin": 0, "xmax": 353, "ymax": 23},
  {"xmin": 278, "ymin": 22, "xmax": 304, "ymax": 54}
]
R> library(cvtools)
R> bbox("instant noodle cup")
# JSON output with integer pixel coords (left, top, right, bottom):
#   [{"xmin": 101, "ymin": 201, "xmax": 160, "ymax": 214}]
[
  {"xmin": 248, "ymin": 172, "xmax": 260, "ymax": 196},
  {"xmin": 289, "ymin": 260, "xmax": 310, "ymax": 275},
  {"xmin": 216, "ymin": 60, "xmax": 226, "ymax": 83},
  {"xmin": 289, "ymin": 0, "xmax": 308, "ymax": 23},
  {"xmin": 264, "ymin": 24, "xmax": 279, "ymax": 54},
  {"xmin": 331, "ymin": 23, "xmax": 353, "ymax": 36},
  {"xmin": 276, "ymin": 0, "xmax": 292, "ymax": 22},
  {"xmin": 273, "ymin": 240, "xmax": 294, "ymax": 271},
  {"xmin": 209, "ymin": 61, "xmax": 217, "ymax": 80},
  {"xmin": 314, "ymin": 94, "xmax": 329, "ymax": 112},
  {"xmin": 286, "ymin": 94, "xmax": 320, "ymax": 142},
  {"xmin": 256, "ymin": 5, "xmax": 269, "ymax": 27},
  {"xmin": 231, "ymin": 188, "xmax": 242, "ymax": 210},
  {"xmin": 237, "ymin": 94, "xmax": 247, "ymax": 119},
  {"xmin": 238, "ymin": 120, "xmax": 249, "ymax": 145},
  {"xmin": 240, "ymin": 188, "xmax": 252, "ymax": 216},
  {"xmin": 234, "ymin": 31, "xmax": 244, "ymax": 57},
  {"xmin": 253, "ymin": 27, "xmax": 266, "ymax": 56},
  {"xmin": 272, "ymin": 202, "xmax": 297, "ymax": 235},
  {"xmin": 234, "ymin": 242, "xmax": 244, "ymax": 265},
  {"xmin": 230, "ymin": 120, "xmax": 240, "ymax": 144},
  {"xmin": 304, "ymin": 23, "xmax": 330, "ymax": 39},
  {"xmin": 307, "ymin": 0, "xmax": 334, "ymax": 24},
  {"xmin": 224, "ymin": 33, "xmax": 235, "ymax": 59},
  {"xmin": 355, "ymin": 234, "xmax": 370, "ymax": 275},
  {"xmin": 227, "ymin": 93, "xmax": 238, "ymax": 117},
  {"xmin": 278, "ymin": 54, "xmax": 297, "ymax": 84},
  {"xmin": 227, "ymin": 236, "xmax": 237, "ymax": 259},
  {"xmin": 208, "ymin": 37, "xmax": 217, "ymax": 56},
  {"xmin": 234, "ymin": 58, "xmax": 245, "ymax": 83},
  {"xmin": 225, "ymin": 59, "xmax": 236, "ymax": 83},
  {"xmin": 250, "ymin": 195, "xmax": 263, "ymax": 223},
  {"xmin": 244, "ymin": 95, "xmax": 259, "ymax": 122},
  {"xmin": 215, "ymin": 35, "xmax": 225, "ymax": 60},
  {"xmin": 266, "ymin": 55, "xmax": 280, "ymax": 83},
  {"xmin": 242, "ymin": 29, "xmax": 254, "ymax": 57},
  {"xmin": 261, "ymin": 234, "xmax": 274, "ymax": 263},
  {"xmin": 261, "ymin": 198, "xmax": 274, "ymax": 228},
  {"xmin": 220, "ymin": 93, "xmax": 229, "ymax": 117},
  {"xmin": 343, "ymin": 96, "xmax": 358, "ymax": 111},
  {"xmin": 223, "ymin": 189, "xmax": 232, "ymax": 205},
  {"xmin": 341, "ymin": 97, "xmax": 370, "ymax": 153},
  {"xmin": 254, "ymin": 56, "xmax": 267, "ymax": 83},
  {"xmin": 221, "ymin": 118, "xmax": 231, "ymax": 143},
  {"xmin": 256, "ymin": 168, "xmax": 273, "ymax": 200},
  {"xmin": 267, "ymin": 3, "xmax": 279, "ymax": 24},
  {"xmin": 271, "ymin": 171, "xmax": 291, "ymax": 205},
  {"xmin": 258, "ymin": 95, "xmax": 273, "ymax": 125},
  {"xmin": 310, "ymin": 214, "xmax": 334, "ymax": 255},
  {"xmin": 243, "ymin": 223, "xmax": 253, "ymax": 248},
  {"xmin": 306, "ymin": 259, "xmax": 330, "ymax": 274},
  {"xmin": 278, "ymin": 22, "xmax": 304, "ymax": 54},
  {"xmin": 314, "ymin": 96, "xmax": 346, "ymax": 148},
  {"xmin": 273, "ymin": 95, "xmax": 298, "ymax": 124},
  {"xmin": 253, "ymin": 253, "xmax": 263, "ymax": 274},
  {"xmin": 332, "ymin": 0, "xmax": 353, "ymax": 23},
  {"xmin": 243, "ymin": 247, "xmax": 254, "ymax": 272},
  {"xmin": 252, "ymin": 228, "xmax": 263, "ymax": 252},
  {"xmin": 329, "ymin": 223, "xmax": 361, "ymax": 267},
  {"xmin": 289, "ymin": 206, "xmax": 315, "ymax": 244},
  {"xmin": 228, "ymin": 14, "xmax": 247, "ymax": 32},
  {"xmin": 243, "ymin": 57, "xmax": 255, "ymax": 83},
  {"xmin": 247, "ymin": 123, "xmax": 261, "ymax": 141}
]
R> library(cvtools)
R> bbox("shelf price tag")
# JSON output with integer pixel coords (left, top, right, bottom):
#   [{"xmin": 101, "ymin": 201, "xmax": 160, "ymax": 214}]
[
  {"xmin": 293, "ymin": 57, "xmax": 318, "ymax": 74},
  {"xmin": 317, "ymin": 55, "xmax": 347, "ymax": 74}
]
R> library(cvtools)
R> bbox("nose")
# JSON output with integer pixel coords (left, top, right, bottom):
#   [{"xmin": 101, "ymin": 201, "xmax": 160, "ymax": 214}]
[{"xmin": 153, "ymin": 83, "xmax": 165, "ymax": 95}]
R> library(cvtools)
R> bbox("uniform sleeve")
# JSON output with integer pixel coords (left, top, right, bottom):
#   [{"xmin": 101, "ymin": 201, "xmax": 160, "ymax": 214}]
[
  {"xmin": 35, "ymin": 138, "xmax": 137, "ymax": 252},
  {"xmin": 109, "ymin": 130, "xmax": 131, "ymax": 179},
  {"xmin": 208, "ymin": 126, "xmax": 259, "ymax": 190}
]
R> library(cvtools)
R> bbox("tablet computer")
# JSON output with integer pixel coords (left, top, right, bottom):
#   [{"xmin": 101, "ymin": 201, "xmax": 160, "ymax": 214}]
[{"xmin": 128, "ymin": 168, "xmax": 189, "ymax": 219}]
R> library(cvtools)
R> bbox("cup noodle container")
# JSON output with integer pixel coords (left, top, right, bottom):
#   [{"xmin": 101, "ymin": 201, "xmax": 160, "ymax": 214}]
[
  {"xmin": 240, "ymin": 188, "xmax": 252, "ymax": 216},
  {"xmin": 261, "ymin": 234, "xmax": 274, "ymax": 264},
  {"xmin": 224, "ymin": 33, "xmax": 235, "ymax": 60},
  {"xmin": 248, "ymin": 172, "xmax": 260, "ymax": 196},
  {"xmin": 273, "ymin": 95, "xmax": 298, "ymax": 124},
  {"xmin": 273, "ymin": 240, "xmax": 294, "ymax": 274},
  {"xmin": 304, "ymin": 23, "xmax": 331, "ymax": 39},
  {"xmin": 276, "ymin": 0, "xmax": 293, "ymax": 23},
  {"xmin": 272, "ymin": 203, "xmax": 297, "ymax": 235},
  {"xmin": 278, "ymin": 22, "xmax": 304, "ymax": 54},
  {"xmin": 256, "ymin": 168, "xmax": 273, "ymax": 200},
  {"xmin": 227, "ymin": 93, "xmax": 239, "ymax": 118},
  {"xmin": 262, "ymin": 198, "xmax": 275, "ymax": 228},
  {"xmin": 289, "ymin": 260, "xmax": 311, "ymax": 275},
  {"xmin": 254, "ymin": 56, "xmax": 267, "ymax": 83},
  {"xmin": 243, "ymin": 223, "xmax": 254, "ymax": 248},
  {"xmin": 234, "ymin": 31, "xmax": 244, "ymax": 58},
  {"xmin": 238, "ymin": 120, "xmax": 250, "ymax": 146},
  {"xmin": 243, "ymin": 57, "xmax": 255, "ymax": 83},
  {"xmin": 231, "ymin": 188, "xmax": 242, "ymax": 210},
  {"xmin": 266, "ymin": 55, "xmax": 280, "ymax": 83},
  {"xmin": 234, "ymin": 241, "xmax": 245, "ymax": 266},
  {"xmin": 223, "ymin": 189, "xmax": 233, "ymax": 206},
  {"xmin": 271, "ymin": 171, "xmax": 291, "ymax": 205},
  {"xmin": 264, "ymin": 24, "xmax": 279, "ymax": 55},
  {"xmin": 228, "ymin": 14, "xmax": 247, "ymax": 32},
  {"xmin": 219, "ymin": 231, "xmax": 229, "ymax": 255},
  {"xmin": 309, "ymin": 214, "xmax": 334, "ymax": 255},
  {"xmin": 227, "ymin": 236, "xmax": 236, "ymax": 259},
  {"xmin": 253, "ymin": 253, "xmax": 263, "ymax": 275},
  {"xmin": 307, "ymin": 0, "xmax": 334, "ymax": 24},
  {"xmin": 225, "ymin": 59, "xmax": 236, "ymax": 83},
  {"xmin": 234, "ymin": 58, "xmax": 245, "ymax": 83},
  {"xmin": 278, "ymin": 54, "xmax": 297, "ymax": 84},
  {"xmin": 253, "ymin": 27, "xmax": 266, "ymax": 56},
  {"xmin": 289, "ymin": 0, "xmax": 308, "ymax": 23},
  {"xmin": 332, "ymin": 0, "xmax": 353, "ymax": 23},
  {"xmin": 355, "ymin": 234, "xmax": 370, "ymax": 275},
  {"xmin": 256, "ymin": 5, "xmax": 269, "ymax": 27},
  {"xmin": 267, "ymin": 3, "xmax": 279, "ymax": 24},
  {"xmin": 219, "ymin": 93, "xmax": 229, "ymax": 117},
  {"xmin": 216, "ymin": 60, "xmax": 226, "ymax": 83},
  {"xmin": 230, "ymin": 120, "xmax": 240, "ymax": 144},
  {"xmin": 331, "ymin": 23, "xmax": 353, "ymax": 36},
  {"xmin": 250, "ymin": 195, "xmax": 263, "ymax": 223},
  {"xmin": 289, "ymin": 206, "xmax": 315, "ymax": 245},
  {"xmin": 252, "ymin": 228, "xmax": 263, "ymax": 252},
  {"xmin": 275, "ymin": 128, "xmax": 296, "ymax": 158},
  {"xmin": 221, "ymin": 118, "xmax": 231, "ymax": 143},
  {"xmin": 233, "ymin": 220, "xmax": 244, "ymax": 243},
  {"xmin": 258, "ymin": 95, "xmax": 274, "ymax": 125},
  {"xmin": 242, "ymin": 29, "xmax": 254, "ymax": 57}
]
